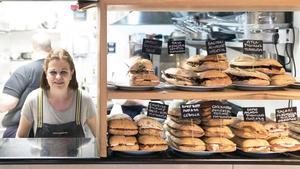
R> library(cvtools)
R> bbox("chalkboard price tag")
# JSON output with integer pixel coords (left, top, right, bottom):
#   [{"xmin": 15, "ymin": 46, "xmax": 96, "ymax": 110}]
[
  {"xmin": 168, "ymin": 40, "xmax": 185, "ymax": 54},
  {"xmin": 180, "ymin": 103, "xmax": 201, "ymax": 119},
  {"xmin": 206, "ymin": 40, "xmax": 226, "ymax": 55},
  {"xmin": 142, "ymin": 39, "xmax": 162, "ymax": 55},
  {"xmin": 147, "ymin": 102, "xmax": 168, "ymax": 119},
  {"xmin": 243, "ymin": 40, "xmax": 263, "ymax": 55},
  {"xmin": 275, "ymin": 107, "xmax": 297, "ymax": 123},
  {"xmin": 243, "ymin": 107, "xmax": 266, "ymax": 122},
  {"xmin": 211, "ymin": 103, "xmax": 232, "ymax": 119}
]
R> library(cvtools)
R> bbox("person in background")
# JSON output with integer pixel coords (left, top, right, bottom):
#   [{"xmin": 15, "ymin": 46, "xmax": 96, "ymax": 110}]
[
  {"xmin": 16, "ymin": 49, "xmax": 96, "ymax": 138},
  {"xmin": 0, "ymin": 32, "xmax": 52, "ymax": 138}
]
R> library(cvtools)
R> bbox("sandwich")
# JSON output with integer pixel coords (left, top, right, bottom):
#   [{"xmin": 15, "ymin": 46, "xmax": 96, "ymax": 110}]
[
  {"xmin": 230, "ymin": 121, "xmax": 268, "ymax": 139},
  {"xmin": 203, "ymin": 126, "xmax": 234, "ymax": 138},
  {"xmin": 232, "ymin": 136, "xmax": 270, "ymax": 152},
  {"xmin": 164, "ymin": 123, "xmax": 204, "ymax": 138},
  {"xmin": 134, "ymin": 114, "xmax": 164, "ymax": 137},
  {"xmin": 162, "ymin": 68, "xmax": 197, "ymax": 86},
  {"xmin": 165, "ymin": 118, "xmax": 204, "ymax": 136},
  {"xmin": 128, "ymin": 58, "xmax": 159, "ymax": 86},
  {"xmin": 225, "ymin": 67, "xmax": 270, "ymax": 86},
  {"xmin": 268, "ymin": 137, "xmax": 300, "ymax": 152},
  {"xmin": 289, "ymin": 120, "xmax": 300, "ymax": 133},
  {"xmin": 263, "ymin": 121, "xmax": 289, "ymax": 139},
  {"xmin": 182, "ymin": 54, "xmax": 229, "ymax": 72},
  {"xmin": 202, "ymin": 118, "xmax": 235, "ymax": 127},
  {"xmin": 195, "ymin": 70, "xmax": 232, "ymax": 87},
  {"xmin": 166, "ymin": 132, "xmax": 206, "ymax": 151},
  {"xmin": 128, "ymin": 58, "xmax": 154, "ymax": 74},
  {"xmin": 109, "ymin": 135, "xmax": 139, "ymax": 151},
  {"xmin": 270, "ymin": 74, "xmax": 296, "ymax": 86},
  {"xmin": 203, "ymin": 137, "xmax": 236, "ymax": 152},
  {"xmin": 129, "ymin": 73, "xmax": 160, "ymax": 86},
  {"xmin": 201, "ymin": 112, "xmax": 234, "ymax": 127},
  {"xmin": 289, "ymin": 130, "xmax": 300, "ymax": 140},
  {"xmin": 138, "ymin": 135, "xmax": 168, "ymax": 151},
  {"xmin": 167, "ymin": 115, "xmax": 201, "ymax": 125},
  {"xmin": 230, "ymin": 55, "xmax": 285, "ymax": 75},
  {"xmin": 108, "ymin": 114, "xmax": 138, "ymax": 136}
]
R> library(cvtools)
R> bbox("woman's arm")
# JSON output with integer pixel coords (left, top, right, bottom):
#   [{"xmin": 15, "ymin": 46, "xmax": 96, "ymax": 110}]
[
  {"xmin": 16, "ymin": 116, "xmax": 32, "ymax": 138},
  {"xmin": 86, "ymin": 116, "xmax": 97, "ymax": 137}
]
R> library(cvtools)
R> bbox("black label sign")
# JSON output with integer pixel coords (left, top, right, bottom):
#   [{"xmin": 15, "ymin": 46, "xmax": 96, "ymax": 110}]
[
  {"xmin": 147, "ymin": 102, "xmax": 168, "ymax": 119},
  {"xmin": 243, "ymin": 107, "xmax": 266, "ymax": 122},
  {"xmin": 275, "ymin": 107, "xmax": 297, "ymax": 123},
  {"xmin": 243, "ymin": 40, "xmax": 263, "ymax": 55},
  {"xmin": 180, "ymin": 103, "xmax": 201, "ymax": 119},
  {"xmin": 211, "ymin": 103, "xmax": 232, "ymax": 119},
  {"xmin": 142, "ymin": 39, "xmax": 162, "ymax": 55},
  {"xmin": 168, "ymin": 40, "xmax": 185, "ymax": 54},
  {"xmin": 206, "ymin": 40, "xmax": 226, "ymax": 55}
]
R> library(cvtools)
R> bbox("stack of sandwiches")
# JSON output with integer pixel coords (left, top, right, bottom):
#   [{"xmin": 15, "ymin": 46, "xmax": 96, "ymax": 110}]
[
  {"xmin": 162, "ymin": 54, "xmax": 232, "ymax": 87},
  {"xmin": 230, "ymin": 120, "xmax": 270, "ymax": 152},
  {"xmin": 128, "ymin": 58, "xmax": 160, "ymax": 86},
  {"xmin": 134, "ymin": 115, "xmax": 168, "ymax": 151},
  {"xmin": 108, "ymin": 114, "xmax": 139, "ymax": 151},
  {"xmin": 289, "ymin": 119, "xmax": 300, "ymax": 140},
  {"xmin": 284, "ymin": 119, "xmax": 300, "ymax": 152},
  {"xmin": 164, "ymin": 101, "xmax": 205, "ymax": 151},
  {"xmin": 263, "ymin": 120, "xmax": 300, "ymax": 152},
  {"xmin": 226, "ymin": 55, "xmax": 295, "ymax": 86},
  {"xmin": 182, "ymin": 54, "xmax": 229, "ymax": 72},
  {"xmin": 200, "ymin": 101, "xmax": 236, "ymax": 152}
]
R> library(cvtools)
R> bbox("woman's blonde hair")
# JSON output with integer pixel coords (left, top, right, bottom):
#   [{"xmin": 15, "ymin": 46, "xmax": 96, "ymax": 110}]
[{"xmin": 40, "ymin": 48, "xmax": 78, "ymax": 90}]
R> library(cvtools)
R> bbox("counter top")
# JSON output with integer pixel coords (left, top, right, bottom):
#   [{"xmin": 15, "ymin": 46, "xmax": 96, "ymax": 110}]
[
  {"xmin": 0, "ymin": 138, "xmax": 98, "ymax": 159},
  {"xmin": 0, "ymin": 138, "xmax": 300, "ymax": 165}
]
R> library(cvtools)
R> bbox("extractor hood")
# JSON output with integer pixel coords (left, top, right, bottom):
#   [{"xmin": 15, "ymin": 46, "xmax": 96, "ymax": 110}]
[{"xmin": 112, "ymin": 11, "xmax": 176, "ymax": 25}]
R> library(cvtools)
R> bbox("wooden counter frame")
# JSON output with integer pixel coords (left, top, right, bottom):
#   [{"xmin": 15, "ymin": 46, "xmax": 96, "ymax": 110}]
[{"xmin": 98, "ymin": 0, "xmax": 300, "ymax": 157}]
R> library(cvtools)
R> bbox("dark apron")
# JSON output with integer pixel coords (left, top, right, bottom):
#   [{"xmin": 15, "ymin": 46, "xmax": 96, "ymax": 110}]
[{"xmin": 35, "ymin": 89, "xmax": 85, "ymax": 138}]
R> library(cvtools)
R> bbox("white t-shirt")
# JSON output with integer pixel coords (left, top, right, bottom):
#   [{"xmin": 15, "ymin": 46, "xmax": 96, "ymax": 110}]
[{"xmin": 21, "ymin": 88, "xmax": 96, "ymax": 136}]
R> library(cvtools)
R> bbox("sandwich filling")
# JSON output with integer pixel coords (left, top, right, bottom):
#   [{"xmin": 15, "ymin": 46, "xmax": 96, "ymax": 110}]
[{"xmin": 231, "ymin": 65, "xmax": 282, "ymax": 71}]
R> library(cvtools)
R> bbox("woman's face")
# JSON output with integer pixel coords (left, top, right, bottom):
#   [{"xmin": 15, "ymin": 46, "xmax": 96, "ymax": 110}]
[{"xmin": 46, "ymin": 59, "xmax": 74, "ymax": 91}]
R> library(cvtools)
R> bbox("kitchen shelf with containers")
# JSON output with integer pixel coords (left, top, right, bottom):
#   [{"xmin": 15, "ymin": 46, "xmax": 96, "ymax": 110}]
[{"xmin": 99, "ymin": 0, "xmax": 300, "ymax": 163}]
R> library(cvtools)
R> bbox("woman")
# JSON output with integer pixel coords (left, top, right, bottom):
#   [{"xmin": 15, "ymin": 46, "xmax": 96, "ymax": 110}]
[{"xmin": 16, "ymin": 49, "xmax": 96, "ymax": 138}]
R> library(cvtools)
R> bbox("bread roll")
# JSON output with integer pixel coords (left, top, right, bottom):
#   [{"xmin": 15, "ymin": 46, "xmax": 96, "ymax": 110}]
[
  {"xmin": 167, "ymin": 115, "xmax": 201, "ymax": 125},
  {"xmin": 134, "ymin": 114, "xmax": 163, "ymax": 131},
  {"xmin": 263, "ymin": 121, "xmax": 289, "ymax": 139},
  {"xmin": 230, "ymin": 56, "xmax": 285, "ymax": 75},
  {"xmin": 108, "ymin": 128, "xmax": 138, "ymax": 136},
  {"xmin": 202, "ymin": 118, "xmax": 234, "ymax": 127},
  {"xmin": 109, "ymin": 135, "xmax": 137, "ymax": 146},
  {"xmin": 231, "ymin": 121, "xmax": 268, "ymax": 139},
  {"xmin": 232, "ymin": 136, "xmax": 270, "ymax": 152},
  {"xmin": 165, "ymin": 118, "xmax": 204, "ymax": 133},
  {"xmin": 168, "ymin": 139, "xmax": 206, "ymax": 151},
  {"xmin": 164, "ymin": 124, "xmax": 204, "ymax": 138},
  {"xmin": 203, "ymin": 137, "xmax": 236, "ymax": 152},
  {"xmin": 268, "ymin": 137, "xmax": 300, "ymax": 152},
  {"xmin": 271, "ymin": 74, "xmax": 296, "ymax": 86},
  {"xmin": 204, "ymin": 126, "xmax": 234, "ymax": 138},
  {"xmin": 138, "ymin": 135, "xmax": 168, "ymax": 151},
  {"xmin": 167, "ymin": 132, "xmax": 205, "ymax": 146}
]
